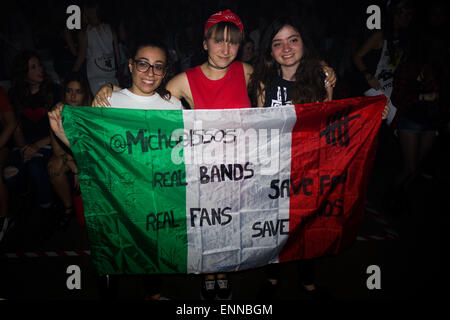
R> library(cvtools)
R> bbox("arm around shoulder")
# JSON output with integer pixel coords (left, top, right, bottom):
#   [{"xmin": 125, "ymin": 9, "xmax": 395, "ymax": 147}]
[
  {"xmin": 167, "ymin": 73, "xmax": 186, "ymax": 98},
  {"xmin": 167, "ymin": 72, "xmax": 194, "ymax": 108}
]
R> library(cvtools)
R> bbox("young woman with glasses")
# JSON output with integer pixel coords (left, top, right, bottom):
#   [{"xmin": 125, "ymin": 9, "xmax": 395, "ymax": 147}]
[{"xmin": 49, "ymin": 41, "xmax": 182, "ymax": 300}]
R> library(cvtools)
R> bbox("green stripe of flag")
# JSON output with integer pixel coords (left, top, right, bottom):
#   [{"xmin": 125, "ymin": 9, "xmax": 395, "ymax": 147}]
[{"xmin": 63, "ymin": 106, "xmax": 187, "ymax": 275}]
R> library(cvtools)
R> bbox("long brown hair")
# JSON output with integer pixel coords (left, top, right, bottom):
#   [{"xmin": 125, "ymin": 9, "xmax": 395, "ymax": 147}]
[
  {"xmin": 61, "ymin": 72, "xmax": 92, "ymax": 106},
  {"xmin": 248, "ymin": 16, "xmax": 327, "ymax": 105},
  {"xmin": 8, "ymin": 51, "xmax": 55, "ymax": 114}
]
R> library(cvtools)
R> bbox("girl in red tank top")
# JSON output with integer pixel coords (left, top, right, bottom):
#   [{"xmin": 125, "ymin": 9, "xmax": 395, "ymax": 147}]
[
  {"xmin": 186, "ymin": 61, "xmax": 250, "ymax": 109},
  {"xmin": 182, "ymin": 10, "xmax": 251, "ymax": 300},
  {"xmin": 90, "ymin": 10, "xmax": 252, "ymax": 300}
]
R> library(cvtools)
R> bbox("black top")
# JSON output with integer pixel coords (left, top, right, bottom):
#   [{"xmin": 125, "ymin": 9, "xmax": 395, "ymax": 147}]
[
  {"xmin": 16, "ymin": 83, "xmax": 61, "ymax": 144},
  {"xmin": 263, "ymin": 75, "xmax": 295, "ymax": 108}
]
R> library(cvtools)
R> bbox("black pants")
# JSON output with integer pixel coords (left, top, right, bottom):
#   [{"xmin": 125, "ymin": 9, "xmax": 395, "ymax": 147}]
[
  {"xmin": 97, "ymin": 274, "xmax": 162, "ymax": 299},
  {"xmin": 143, "ymin": 274, "xmax": 162, "ymax": 296},
  {"xmin": 97, "ymin": 275, "xmax": 118, "ymax": 300},
  {"xmin": 267, "ymin": 259, "xmax": 314, "ymax": 286}
]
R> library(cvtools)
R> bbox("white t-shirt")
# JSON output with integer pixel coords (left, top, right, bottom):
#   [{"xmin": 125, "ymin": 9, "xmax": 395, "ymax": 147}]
[
  {"xmin": 86, "ymin": 24, "xmax": 118, "ymax": 95},
  {"xmin": 108, "ymin": 89, "xmax": 182, "ymax": 110}
]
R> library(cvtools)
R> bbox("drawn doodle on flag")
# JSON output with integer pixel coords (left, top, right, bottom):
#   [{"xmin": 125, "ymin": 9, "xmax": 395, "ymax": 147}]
[{"xmin": 320, "ymin": 106, "xmax": 361, "ymax": 147}]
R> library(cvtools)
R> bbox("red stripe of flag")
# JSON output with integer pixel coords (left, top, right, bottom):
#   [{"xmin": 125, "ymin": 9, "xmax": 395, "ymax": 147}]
[{"xmin": 279, "ymin": 96, "xmax": 386, "ymax": 263}]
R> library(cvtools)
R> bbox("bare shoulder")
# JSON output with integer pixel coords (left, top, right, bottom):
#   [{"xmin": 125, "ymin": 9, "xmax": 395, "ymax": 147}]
[
  {"xmin": 167, "ymin": 72, "xmax": 194, "ymax": 107},
  {"xmin": 168, "ymin": 72, "xmax": 188, "ymax": 85},
  {"xmin": 242, "ymin": 62, "xmax": 254, "ymax": 75},
  {"xmin": 167, "ymin": 72, "xmax": 188, "ymax": 97}
]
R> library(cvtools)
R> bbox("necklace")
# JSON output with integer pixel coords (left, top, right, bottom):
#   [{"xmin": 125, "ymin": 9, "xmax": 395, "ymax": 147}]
[{"xmin": 207, "ymin": 60, "xmax": 229, "ymax": 70}]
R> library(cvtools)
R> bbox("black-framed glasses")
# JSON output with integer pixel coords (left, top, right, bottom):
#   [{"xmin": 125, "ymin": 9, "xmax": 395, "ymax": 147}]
[{"xmin": 133, "ymin": 59, "xmax": 166, "ymax": 76}]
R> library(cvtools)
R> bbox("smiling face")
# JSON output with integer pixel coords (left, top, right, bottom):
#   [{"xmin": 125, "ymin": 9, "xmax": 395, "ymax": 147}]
[
  {"xmin": 65, "ymin": 81, "xmax": 86, "ymax": 106},
  {"xmin": 27, "ymin": 56, "xmax": 44, "ymax": 84},
  {"xmin": 203, "ymin": 26, "xmax": 240, "ymax": 69},
  {"xmin": 270, "ymin": 25, "xmax": 304, "ymax": 69},
  {"xmin": 129, "ymin": 46, "xmax": 166, "ymax": 96}
]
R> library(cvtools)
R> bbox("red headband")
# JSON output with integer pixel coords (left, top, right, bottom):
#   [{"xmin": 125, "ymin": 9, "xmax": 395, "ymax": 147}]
[{"xmin": 204, "ymin": 9, "xmax": 244, "ymax": 36}]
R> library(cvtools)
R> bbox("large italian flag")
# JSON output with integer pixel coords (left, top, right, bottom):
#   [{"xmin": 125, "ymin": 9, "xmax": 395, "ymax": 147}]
[{"xmin": 62, "ymin": 95, "xmax": 386, "ymax": 275}]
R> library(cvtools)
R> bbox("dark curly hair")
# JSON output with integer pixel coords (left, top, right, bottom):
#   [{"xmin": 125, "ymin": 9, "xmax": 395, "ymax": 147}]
[
  {"xmin": 248, "ymin": 16, "xmax": 327, "ymax": 105},
  {"xmin": 131, "ymin": 40, "xmax": 173, "ymax": 101},
  {"xmin": 8, "ymin": 51, "xmax": 55, "ymax": 114}
]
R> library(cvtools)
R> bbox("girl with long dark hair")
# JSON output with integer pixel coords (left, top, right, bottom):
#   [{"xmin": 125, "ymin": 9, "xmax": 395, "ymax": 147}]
[
  {"xmin": 249, "ymin": 16, "xmax": 333, "ymax": 108},
  {"xmin": 249, "ymin": 15, "xmax": 388, "ymax": 299},
  {"xmin": 249, "ymin": 16, "xmax": 332, "ymax": 298},
  {"xmin": 7, "ymin": 51, "xmax": 61, "ymax": 237}
]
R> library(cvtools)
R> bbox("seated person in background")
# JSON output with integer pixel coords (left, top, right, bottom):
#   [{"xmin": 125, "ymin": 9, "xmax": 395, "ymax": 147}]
[
  {"xmin": 7, "ymin": 51, "xmax": 61, "ymax": 238},
  {"xmin": 47, "ymin": 72, "xmax": 92, "ymax": 229},
  {"xmin": 0, "ymin": 86, "xmax": 18, "ymax": 242},
  {"xmin": 238, "ymin": 36, "xmax": 257, "ymax": 66}
]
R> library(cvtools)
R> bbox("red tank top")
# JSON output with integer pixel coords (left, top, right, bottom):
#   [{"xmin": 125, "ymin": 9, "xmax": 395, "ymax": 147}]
[{"xmin": 185, "ymin": 61, "xmax": 251, "ymax": 109}]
